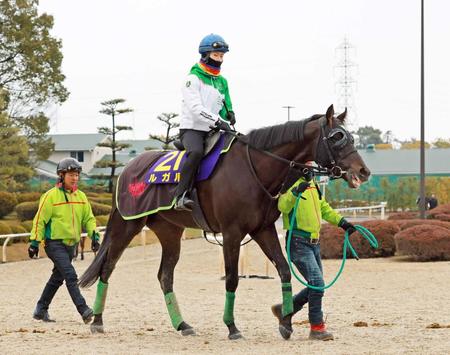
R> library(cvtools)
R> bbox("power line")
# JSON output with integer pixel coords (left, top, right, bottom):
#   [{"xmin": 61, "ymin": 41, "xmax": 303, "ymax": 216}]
[{"xmin": 282, "ymin": 105, "xmax": 295, "ymax": 121}]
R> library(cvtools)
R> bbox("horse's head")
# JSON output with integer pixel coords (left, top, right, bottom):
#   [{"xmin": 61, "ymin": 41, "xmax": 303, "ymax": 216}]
[{"xmin": 314, "ymin": 105, "xmax": 370, "ymax": 188}]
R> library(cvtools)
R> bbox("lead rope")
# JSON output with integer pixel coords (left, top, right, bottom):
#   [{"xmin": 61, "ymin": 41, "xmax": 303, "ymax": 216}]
[{"xmin": 286, "ymin": 192, "xmax": 379, "ymax": 290}]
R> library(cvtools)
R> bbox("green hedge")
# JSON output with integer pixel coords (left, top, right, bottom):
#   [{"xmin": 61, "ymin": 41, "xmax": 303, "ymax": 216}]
[
  {"xmin": 90, "ymin": 197, "xmax": 113, "ymax": 206},
  {"xmin": 90, "ymin": 202, "xmax": 112, "ymax": 216},
  {"xmin": 95, "ymin": 215, "xmax": 110, "ymax": 227},
  {"xmin": 0, "ymin": 191, "xmax": 18, "ymax": 218},
  {"xmin": 21, "ymin": 220, "xmax": 34, "ymax": 232},
  {"xmin": 15, "ymin": 201, "xmax": 39, "ymax": 221},
  {"xmin": 15, "ymin": 192, "xmax": 41, "ymax": 203},
  {"xmin": 0, "ymin": 222, "xmax": 12, "ymax": 245}
]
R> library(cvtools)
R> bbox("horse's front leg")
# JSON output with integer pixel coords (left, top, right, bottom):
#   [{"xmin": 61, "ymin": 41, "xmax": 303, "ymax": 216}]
[
  {"xmin": 251, "ymin": 224, "xmax": 294, "ymax": 340},
  {"xmin": 222, "ymin": 229, "xmax": 244, "ymax": 340}
]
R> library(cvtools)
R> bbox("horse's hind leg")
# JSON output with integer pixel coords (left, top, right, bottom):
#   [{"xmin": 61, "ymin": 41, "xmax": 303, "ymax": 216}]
[
  {"xmin": 90, "ymin": 214, "xmax": 146, "ymax": 334},
  {"xmin": 251, "ymin": 224, "xmax": 294, "ymax": 340},
  {"xmin": 149, "ymin": 217, "xmax": 195, "ymax": 336}
]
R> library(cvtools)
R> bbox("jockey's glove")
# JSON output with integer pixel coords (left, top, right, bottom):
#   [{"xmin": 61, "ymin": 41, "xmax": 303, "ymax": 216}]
[
  {"xmin": 215, "ymin": 118, "xmax": 231, "ymax": 132},
  {"xmin": 226, "ymin": 111, "xmax": 236, "ymax": 125},
  {"xmin": 91, "ymin": 231, "xmax": 100, "ymax": 252},
  {"xmin": 28, "ymin": 240, "xmax": 39, "ymax": 259},
  {"xmin": 291, "ymin": 181, "xmax": 310, "ymax": 198},
  {"xmin": 339, "ymin": 219, "xmax": 356, "ymax": 236}
]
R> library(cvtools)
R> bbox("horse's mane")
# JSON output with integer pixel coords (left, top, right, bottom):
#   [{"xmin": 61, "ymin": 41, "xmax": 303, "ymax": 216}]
[{"xmin": 244, "ymin": 115, "xmax": 322, "ymax": 150}]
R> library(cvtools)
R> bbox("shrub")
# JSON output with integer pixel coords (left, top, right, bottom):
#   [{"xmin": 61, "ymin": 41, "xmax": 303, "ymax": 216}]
[
  {"xmin": 350, "ymin": 220, "xmax": 399, "ymax": 257},
  {"xmin": 95, "ymin": 215, "xmax": 110, "ymax": 227},
  {"xmin": 319, "ymin": 224, "xmax": 344, "ymax": 259},
  {"xmin": 388, "ymin": 212, "xmax": 421, "ymax": 220},
  {"xmin": 21, "ymin": 220, "xmax": 34, "ymax": 232},
  {"xmin": 15, "ymin": 192, "xmax": 41, "ymax": 203},
  {"xmin": 395, "ymin": 225, "xmax": 450, "ymax": 261},
  {"xmin": 427, "ymin": 203, "xmax": 450, "ymax": 218},
  {"xmin": 319, "ymin": 220, "xmax": 399, "ymax": 259},
  {"xmin": 0, "ymin": 222, "xmax": 13, "ymax": 245},
  {"xmin": 89, "ymin": 197, "xmax": 113, "ymax": 206},
  {"xmin": 0, "ymin": 191, "xmax": 18, "ymax": 218},
  {"xmin": 15, "ymin": 201, "xmax": 39, "ymax": 221},
  {"xmin": 394, "ymin": 219, "xmax": 450, "ymax": 231},
  {"xmin": 434, "ymin": 214, "xmax": 450, "ymax": 222},
  {"xmin": 90, "ymin": 202, "xmax": 112, "ymax": 216}
]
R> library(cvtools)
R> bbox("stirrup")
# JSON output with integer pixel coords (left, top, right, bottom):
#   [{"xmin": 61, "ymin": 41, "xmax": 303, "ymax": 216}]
[{"xmin": 174, "ymin": 192, "xmax": 194, "ymax": 211}]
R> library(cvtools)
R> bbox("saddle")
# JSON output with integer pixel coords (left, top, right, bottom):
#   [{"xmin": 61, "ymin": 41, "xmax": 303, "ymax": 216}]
[{"xmin": 173, "ymin": 130, "xmax": 222, "ymax": 156}]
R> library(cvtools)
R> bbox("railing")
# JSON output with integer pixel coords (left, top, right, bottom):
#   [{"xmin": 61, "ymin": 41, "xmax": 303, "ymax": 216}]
[
  {"xmin": 335, "ymin": 202, "xmax": 387, "ymax": 220},
  {"xmin": 0, "ymin": 227, "xmax": 106, "ymax": 263}
]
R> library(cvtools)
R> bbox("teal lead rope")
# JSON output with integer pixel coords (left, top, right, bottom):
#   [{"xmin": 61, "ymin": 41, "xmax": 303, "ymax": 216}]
[{"xmin": 286, "ymin": 192, "xmax": 379, "ymax": 291}]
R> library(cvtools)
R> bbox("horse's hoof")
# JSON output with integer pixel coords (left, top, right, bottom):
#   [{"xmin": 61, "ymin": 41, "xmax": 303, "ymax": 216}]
[
  {"xmin": 278, "ymin": 324, "xmax": 292, "ymax": 340},
  {"xmin": 90, "ymin": 323, "xmax": 104, "ymax": 334},
  {"xmin": 181, "ymin": 327, "xmax": 196, "ymax": 336},
  {"xmin": 228, "ymin": 331, "xmax": 244, "ymax": 340}
]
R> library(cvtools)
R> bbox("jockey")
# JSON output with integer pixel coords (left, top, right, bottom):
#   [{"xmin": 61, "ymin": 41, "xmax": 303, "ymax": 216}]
[
  {"xmin": 174, "ymin": 33, "xmax": 235, "ymax": 211},
  {"xmin": 271, "ymin": 162, "xmax": 356, "ymax": 341}
]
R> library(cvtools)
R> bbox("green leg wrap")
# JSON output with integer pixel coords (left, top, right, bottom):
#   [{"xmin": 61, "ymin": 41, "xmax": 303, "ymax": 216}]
[
  {"xmin": 93, "ymin": 280, "xmax": 109, "ymax": 315},
  {"xmin": 281, "ymin": 282, "xmax": 293, "ymax": 317},
  {"xmin": 164, "ymin": 292, "xmax": 183, "ymax": 330},
  {"xmin": 223, "ymin": 291, "xmax": 236, "ymax": 325}
]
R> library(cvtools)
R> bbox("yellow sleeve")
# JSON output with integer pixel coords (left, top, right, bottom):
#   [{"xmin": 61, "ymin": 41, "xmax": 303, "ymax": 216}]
[
  {"xmin": 30, "ymin": 191, "xmax": 53, "ymax": 242},
  {"xmin": 278, "ymin": 181, "xmax": 299, "ymax": 214},
  {"xmin": 320, "ymin": 198, "xmax": 343, "ymax": 226}
]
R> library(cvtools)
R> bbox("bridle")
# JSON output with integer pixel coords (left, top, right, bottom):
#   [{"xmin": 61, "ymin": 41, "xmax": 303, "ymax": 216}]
[{"xmin": 227, "ymin": 115, "xmax": 357, "ymax": 200}]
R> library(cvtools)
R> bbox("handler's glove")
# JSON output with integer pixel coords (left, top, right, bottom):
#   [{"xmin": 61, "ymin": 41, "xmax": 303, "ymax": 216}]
[
  {"xmin": 226, "ymin": 111, "xmax": 236, "ymax": 126},
  {"xmin": 28, "ymin": 240, "xmax": 39, "ymax": 259},
  {"xmin": 339, "ymin": 219, "xmax": 356, "ymax": 236},
  {"xmin": 291, "ymin": 181, "xmax": 310, "ymax": 197},
  {"xmin": 215, "ymin": 118, "xmax": 231, "ymax": 131},
  {"xmin": 91, "ymin": 231, "xmax": 100, "ymax": 252}
]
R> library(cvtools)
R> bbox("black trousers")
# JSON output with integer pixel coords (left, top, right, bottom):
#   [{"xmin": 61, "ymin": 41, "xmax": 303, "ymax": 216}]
[
  {"xmin": 36, "ymin": 240, "xmax": 89, "ymax": 315},
  {"xmin": 174, "ymin": 129, "xmax": 208, "ymax": 197}
]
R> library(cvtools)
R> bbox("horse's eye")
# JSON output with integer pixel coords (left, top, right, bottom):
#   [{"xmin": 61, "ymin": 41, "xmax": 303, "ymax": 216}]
[{"xmin": 330, "ymin": 132, "xmax": 344, "ymax": 141}]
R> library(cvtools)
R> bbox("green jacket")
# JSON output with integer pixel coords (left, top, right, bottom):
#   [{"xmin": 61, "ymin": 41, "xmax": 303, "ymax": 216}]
[
  {"xmin": 189, "ymin": 63, "xmax": 233, "ymax": 120},
  {"xmin": 278, "ymin": 178, "xmax": 343, "ymax": 239},
  {"xmin": 30, "ymin": 187, "xmax": 97, "ymax": 246}
]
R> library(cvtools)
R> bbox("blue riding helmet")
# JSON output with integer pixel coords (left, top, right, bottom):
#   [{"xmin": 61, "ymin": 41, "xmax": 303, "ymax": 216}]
[{"xmin": 198, "ymin": 34, "xmax": 229, "ymax": 54}]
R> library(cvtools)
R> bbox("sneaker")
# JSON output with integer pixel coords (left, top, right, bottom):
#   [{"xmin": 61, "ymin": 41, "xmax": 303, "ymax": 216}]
[
  {"xmin": 309, "ymin": 324, "xmax": 334, "ymax": 341},
  {"xmin": 81, "ymin": 308, "xmax": 94, "ymax": 324},
  {"xmin": 174, "ymin": 193, "xmax": 194, "ymax": 211},
  {"xmin": 33, "ymin": 309, "xmax": 55, "ymax": 323}
]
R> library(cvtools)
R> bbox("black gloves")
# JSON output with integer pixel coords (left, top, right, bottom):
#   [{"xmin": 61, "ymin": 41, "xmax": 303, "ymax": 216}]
[
  {"xmin": 215, "ymin": 118, "xmax": 231, "ymax": 131},
  {"xmin": 339, "ymin": 219, "xmax": 356, "ymax": 235},
  {"xmin": 292, "ymin": 182, "xmax": 310, "ymax": 197},
  {"xmin": 28, "ymin": 242, "xmax": 39, "ymax": 259},
  {"xmin": 226, "ymin": 111, "xmax": 236, "ymax": 126},
  {"xmin": 91, "ymin": 231, "xmax": 100, "ymax": 252}
]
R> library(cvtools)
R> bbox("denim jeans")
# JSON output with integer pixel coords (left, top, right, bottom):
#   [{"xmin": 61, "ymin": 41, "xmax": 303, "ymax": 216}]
[
  {"xmin": 36, "ymin": 240, "xmax": 89, "ymax": 315},
  {"xmin": 286, "ymin": 233, "xmax": 325, "ymax": 325}
]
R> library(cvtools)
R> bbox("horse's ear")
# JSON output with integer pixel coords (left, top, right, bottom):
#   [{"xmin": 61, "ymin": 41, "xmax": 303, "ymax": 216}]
[
  {"xmin": 325, "ymin": 104, "xmax": 334, "ymax": 127},
  {"xmin": 337, "ymin": 107, "xmax": 347, "ymax": 123}
]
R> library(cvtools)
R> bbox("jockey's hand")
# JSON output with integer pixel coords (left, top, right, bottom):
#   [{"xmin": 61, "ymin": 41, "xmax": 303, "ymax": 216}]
[
  {"xmin": 28, "ymin": 241, "xmax": 39, "ymax": 259},
  {"xmin": 215, "ymin": 118, "xmax": 231, "ymax": 132},
  {"xmin": 226, "ymin": 111, "xmax": 236, "ymax": 126},
  {"xmin": 339, "ymin": 219, "xmax": 356, "ymax": 236},
  {"xmin": 91, "ymin": 231, "xmax": 100, "ymax": 252},
  {"xmin": 292, "ymin": 181, "xmax": 310, "ymax": 197}
]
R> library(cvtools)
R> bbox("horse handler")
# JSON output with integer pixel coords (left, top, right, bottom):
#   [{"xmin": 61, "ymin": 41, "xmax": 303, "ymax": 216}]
[
  {"xmin": 271, "ymin": 163, "xmax": 356, "ymax": 340},
  {"xmin": 28, "ymin": 158, "xmax": 100, "ymax": 323}
]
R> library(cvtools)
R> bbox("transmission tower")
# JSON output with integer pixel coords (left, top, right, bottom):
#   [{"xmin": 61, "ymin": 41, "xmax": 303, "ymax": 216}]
[{"xmin": 335, "ymin": 37, "xmax": 358, "ymax": 131}]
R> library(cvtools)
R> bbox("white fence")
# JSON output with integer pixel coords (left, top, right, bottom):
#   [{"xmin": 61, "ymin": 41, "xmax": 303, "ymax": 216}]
[{"xmin": 335, "ymin": 202, "xmax": 387, "ymax": 220}]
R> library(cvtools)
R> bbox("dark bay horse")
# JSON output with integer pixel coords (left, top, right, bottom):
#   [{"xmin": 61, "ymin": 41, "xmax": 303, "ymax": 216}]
[{"xmin": 79, "ymin": 105, "xmax": 370, "ymax": 339}]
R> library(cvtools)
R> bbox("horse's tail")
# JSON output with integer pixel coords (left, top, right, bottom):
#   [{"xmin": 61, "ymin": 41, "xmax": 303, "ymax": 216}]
[{"xmin": 79, "ymin": 207, "xmax": 116, "ymax": 288}]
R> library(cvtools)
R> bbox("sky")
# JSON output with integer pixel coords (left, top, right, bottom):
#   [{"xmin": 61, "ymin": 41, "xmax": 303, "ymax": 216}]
[{"xmin": 38, "ymin": 0, "xmax": 450, "ymax": 142}]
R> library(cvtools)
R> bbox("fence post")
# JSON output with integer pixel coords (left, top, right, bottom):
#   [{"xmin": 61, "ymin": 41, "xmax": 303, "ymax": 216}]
[{"xmin": 380, "ymin": 202, "xmax": 387, "ymax": 220}]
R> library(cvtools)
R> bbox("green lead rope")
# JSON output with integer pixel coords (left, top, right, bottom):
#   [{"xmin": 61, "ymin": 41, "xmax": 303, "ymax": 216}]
[{"xmin": 287, "ymin": 192, "xmax": 379, "ymax": 291}]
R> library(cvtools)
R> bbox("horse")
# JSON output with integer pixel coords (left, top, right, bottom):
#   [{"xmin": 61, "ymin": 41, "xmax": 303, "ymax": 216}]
[{"xmin": 79, "ymin": 105, "xmax": 371, "ymax": 340}]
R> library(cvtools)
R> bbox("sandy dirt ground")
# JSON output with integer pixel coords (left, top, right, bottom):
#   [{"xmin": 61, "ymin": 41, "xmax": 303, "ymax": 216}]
[{"xmin": 1, "ymin": 237, "xmax": 450, "ymax": 354}]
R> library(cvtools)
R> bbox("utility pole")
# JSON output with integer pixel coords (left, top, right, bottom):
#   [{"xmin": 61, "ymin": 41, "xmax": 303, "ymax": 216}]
[
  {"xmin": 419, "ymin": 0, "xmax": 426, "ymax": 219},
  {"xmin": 282, "ymin": 105, "xmax": 295, "ymax": 121}
]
